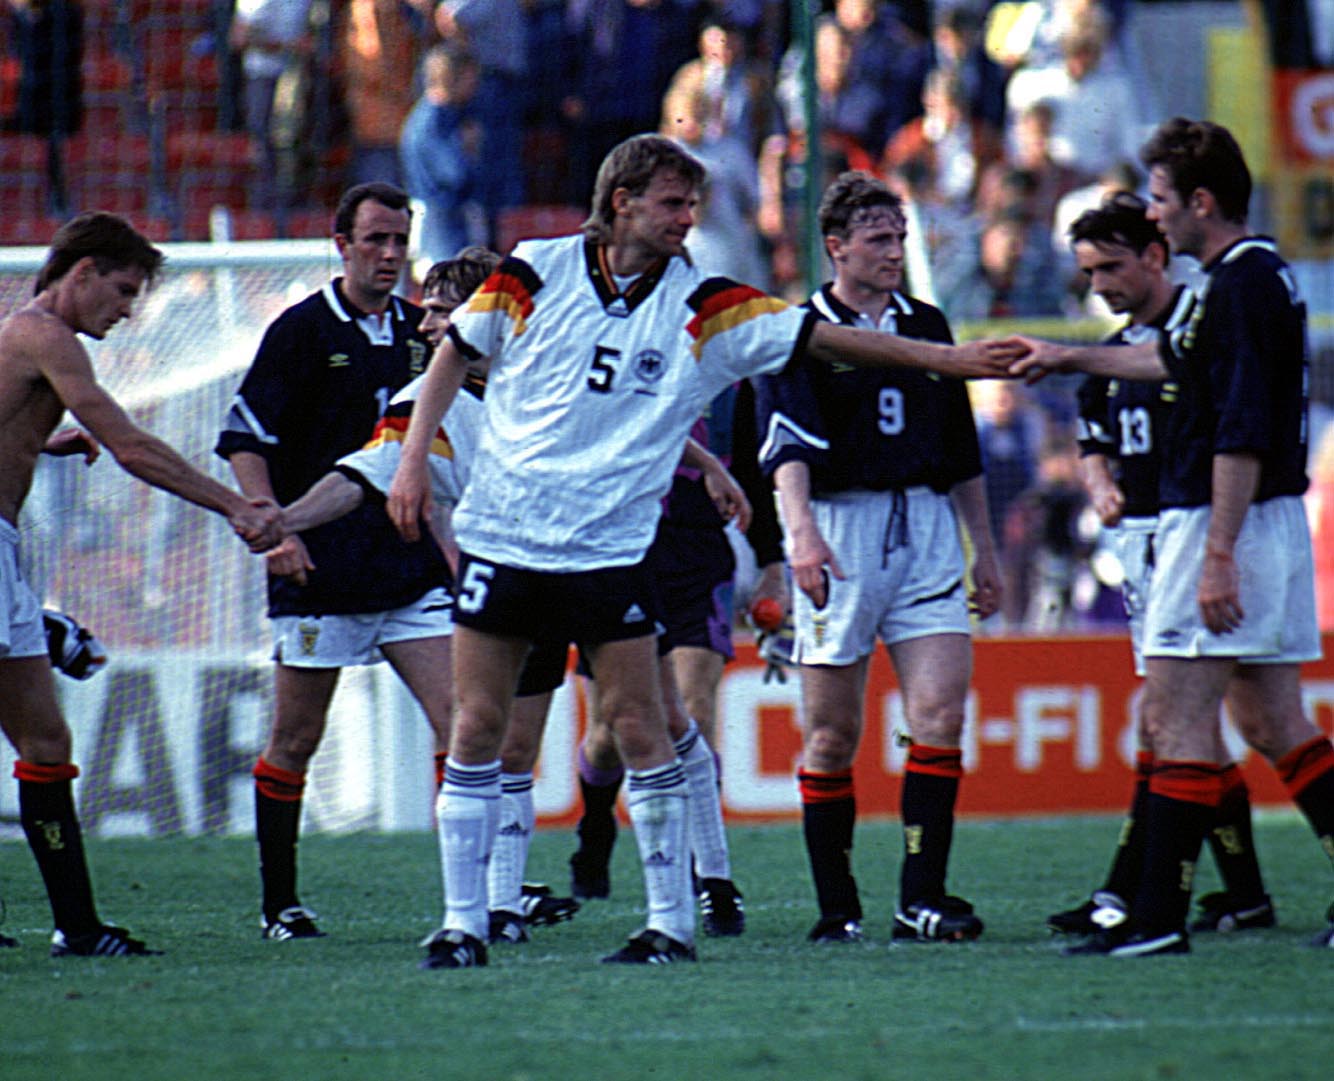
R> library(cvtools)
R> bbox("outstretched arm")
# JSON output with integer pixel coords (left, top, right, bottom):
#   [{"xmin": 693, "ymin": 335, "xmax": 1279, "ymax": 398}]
[
  {"xmin": 387, "ymin": 337, "xmax": 469, "ymax": 541},
  {"xmin": 1007, "ymin": 336, "xmax": 1168, "ymax": 383},
  {"xmin": 807, "ymin": 322, "xmax": 1022, "ymax": 379},
  {"xmin": 283, "ymin": 472, "xmax": 366, "ymax": 534},
  {"xmin": 38, "ymin": 328, "xmax": 280, "ymax": 550}
]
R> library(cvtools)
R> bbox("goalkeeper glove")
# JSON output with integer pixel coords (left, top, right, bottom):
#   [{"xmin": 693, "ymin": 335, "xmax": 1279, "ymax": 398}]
[{"xmin": 43, "ymin": 609, "xmax": 108, "ymax": 680}]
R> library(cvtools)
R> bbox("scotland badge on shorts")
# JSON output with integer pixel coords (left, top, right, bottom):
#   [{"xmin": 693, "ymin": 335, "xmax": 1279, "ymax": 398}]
[
  {"xmin": 299, "ymin": 621, "xmax": 320, "ymax": 656},
  {"xmin": 633, "ymin": 349, "xmax": 666, "ymax": 396}
]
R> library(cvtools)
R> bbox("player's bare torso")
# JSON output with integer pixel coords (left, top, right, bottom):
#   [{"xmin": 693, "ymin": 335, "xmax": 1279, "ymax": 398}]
[{"xmin": 0, "ymin": 304, "xmax": 80, "ymax": 526}]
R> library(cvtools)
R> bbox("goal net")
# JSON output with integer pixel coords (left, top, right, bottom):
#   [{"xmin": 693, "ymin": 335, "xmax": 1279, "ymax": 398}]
[{"xmin": 0, "ymin": 240, "xmax": 579, "ymax": 840}]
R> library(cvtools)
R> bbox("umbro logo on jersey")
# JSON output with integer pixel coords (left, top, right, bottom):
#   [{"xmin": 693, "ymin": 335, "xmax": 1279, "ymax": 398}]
[
  {"xmin": 328, "ymin": 353, "xmax": 350, "ymax": 368},
  {"xmin": 623, "ymin": 604, "xmax": 646, "ymax": 623}
]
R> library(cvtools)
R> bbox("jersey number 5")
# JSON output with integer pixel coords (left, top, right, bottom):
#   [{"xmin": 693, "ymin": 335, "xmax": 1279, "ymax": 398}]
[
  {"xmin": 588, "ymin": 345, "xmax": 621, "ymax": 394},
  {"xmin": 457, "ymin": 562, "xmax": 496, "ymax": 614}
]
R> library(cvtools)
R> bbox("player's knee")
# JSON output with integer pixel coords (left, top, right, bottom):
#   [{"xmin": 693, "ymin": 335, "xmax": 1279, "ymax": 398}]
[
  {"xmin": 16, "ymin": 727, "xmax": 72, "ymax": 765},
  {"xmin": 804, "ymin": 724, "xmax": 858, "ymax": 771},
  {"xmin": 905, "ymin": 702, "xmax": 965, "ymax": 747}
]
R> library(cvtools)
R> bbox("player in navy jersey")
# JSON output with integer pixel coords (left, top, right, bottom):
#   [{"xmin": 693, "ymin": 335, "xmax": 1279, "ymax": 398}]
[
  {"xmin": 216, "ymin": 183, "xmax": 455, "ymax": 942},
  {"xmin": 1046, "ymin": 193, "xmax": 1276, "ymax": 940},
  {"xmin": 385, "ymin": 135, "xmax": 1014, "ymax": 968},
  {"xmin": 755, "ymin": 171, "xmax": 1002, "ymax": 945},
  {"xmin": 1011, "ymin": 118, "xmax": 1334, "ymax": 954}
]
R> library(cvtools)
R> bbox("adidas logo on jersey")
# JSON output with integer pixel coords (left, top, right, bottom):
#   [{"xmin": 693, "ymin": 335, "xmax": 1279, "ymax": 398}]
[
  {"xmin": 644, "ymin": 850, "xmax": 674, "ymax": 868},
  {"xmin": 622, "ymin": 604, "xmax": 646, "ymax": 623},
  {"xmin": 497, "ymin": 821, "xmax": 529, "ymax": 837}
]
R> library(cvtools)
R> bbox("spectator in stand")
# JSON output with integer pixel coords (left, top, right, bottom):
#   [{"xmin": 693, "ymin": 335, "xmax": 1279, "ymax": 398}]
[
  {"xmin": 561, "ymin": 0, "xmax": 698, "ymax": 206},
  {"xmin": 972, "ymin": 378, "xmax": 1046, "ymax": 586},
  {"xmin": 1001, "ymin": 432, "xmax": 1095, "ymax": 630},
  {"xmin": 1004, "ymin": 4, "xmax": 1142, "ymax": 181},
  {"xmin": 432, "ymin": 0, "xmax": 526, "ymax": 232},
  {"xmin": 976, "ymin": 100, "xmax": 1084, "ymax": 231},
  {"xmin": 230, "ymin": 0, "xmax": 314, "ymax": 212},
  {"xmin": 400, "ymin": 43, "xmax": 483, "ymax": 269},
  {"xmin": 339, "ymin": 0, "xmax": 432, "ymax": 186},
  {"xmin": 661, "ymin": 80, "xmax": 769, "ymax": 286},
  {"xmin": 882, "ymin": 67, "xmax": 1003, "ymax": 211},
  {"xmin": 664, "ymin": 13, "xmax": 775, "ymax": 158},
  {"xmin": 832, "ymin": 0, "xmax": 931, "ymax": 145},
  {"xmin": 763, "ymin": 14, "xmax": 883, "ymax": 291},
  {"xmin": 946, "ymin": 209, "xmax": 1067, "ymax": 323},
  {"xmin": 3, "ymin": 0, "xmax": 82, "ymax": 215},
  {"xmin": 931, "ymin": 3, "xmax": 1008, "ymax": 139}
]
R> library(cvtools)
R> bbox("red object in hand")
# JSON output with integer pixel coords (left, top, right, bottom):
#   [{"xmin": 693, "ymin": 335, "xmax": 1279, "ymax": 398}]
[{"xmin": 750, "ymin": 597, "xmax": 784, "ymax": 632}]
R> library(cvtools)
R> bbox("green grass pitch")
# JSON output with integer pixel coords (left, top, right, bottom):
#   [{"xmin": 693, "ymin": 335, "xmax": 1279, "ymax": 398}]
[{"xmin": 2, "ymin": 815, "xmax": 1331, "ymax": 1081}]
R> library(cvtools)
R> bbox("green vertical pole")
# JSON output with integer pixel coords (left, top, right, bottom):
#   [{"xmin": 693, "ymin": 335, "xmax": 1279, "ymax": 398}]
[{"xmin": 792, "ymin": 0, "xmax": 823, "ymax": 292}]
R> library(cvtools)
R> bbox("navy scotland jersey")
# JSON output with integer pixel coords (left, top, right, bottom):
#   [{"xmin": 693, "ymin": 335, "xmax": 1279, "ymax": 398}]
[
  {"xmin": 215, "ymin": 280, "xmax": 447, "ymax": 617},
  {"xmin": 1156, "ymin": 237, "xmax": 1310, "ymax": 509},
  {"xmin": 754, "ymin": 285, "xmax": 982, "ymax": 494},
  {"xmin": 1074, "ymin": 286, "xmax": 1192, "ymax": 518}
]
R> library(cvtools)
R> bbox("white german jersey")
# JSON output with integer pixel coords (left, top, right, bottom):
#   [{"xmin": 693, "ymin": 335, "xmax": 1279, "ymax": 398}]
[
  {"xmin": 336, "ymin": 376, "xmax": 488, "ymax": 508},
  {"xmin": 446, "ymin": 235, "xmax": 813, "ymax": 571}
]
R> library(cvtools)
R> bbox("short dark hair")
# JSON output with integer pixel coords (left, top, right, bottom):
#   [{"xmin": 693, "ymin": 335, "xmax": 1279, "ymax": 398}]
[
  {"xmin": 36, "ymin": 212, "xmax": 165, "ymax": 294},
  {"xmin": 421, "ymin": 246, "xmax": 502, "ymax": 302},
  {"xmin": 333, "ymin": 181, "xmax": 412, "ymax": 239},
  {"xmin": 818, "ymin": 170, "xmax": 903, "ymax": 240},
  {"xmin": 582, "ymin": 134, "xmax": 706, "ymax": 243},
  {"xmin": 1140, "ymin": 117, "xmax": 1251, "ymax": 223},
  {"xmin": 1068, "ymin": 192, "xmax": 1168, "ymax": 259}
]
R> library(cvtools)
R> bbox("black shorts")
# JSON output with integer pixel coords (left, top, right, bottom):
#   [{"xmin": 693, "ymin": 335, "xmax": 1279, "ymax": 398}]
[
  {"xmin": 648, "ymin": 517, "xmax": 736, "ymax": 658},
  {"xmin": 516, "ymin": 638, "xmax": 571, "ymax": 697},
  {"xmin": 454, "ymin": 551, "xmax": 663, "ymax": 647}
]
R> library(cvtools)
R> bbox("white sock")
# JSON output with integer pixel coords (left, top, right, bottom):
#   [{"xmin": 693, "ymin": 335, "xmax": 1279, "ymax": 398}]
[
  {"xmin": 675, "ymin": 718, "xmax": 732, "ymax": 881},
  {"xmin": 487, "ymin": 771, "xmax": 534, "ymax": 917},
  {"xmin": 436, "ymin": 758, "xmax": 501, "ymax": 941},
  {"xmin": 625, "ymin": 760, "xmax": 694, "ymax": 945}
]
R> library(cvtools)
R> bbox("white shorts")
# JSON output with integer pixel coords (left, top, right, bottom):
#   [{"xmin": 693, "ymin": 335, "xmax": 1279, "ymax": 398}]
[
  {"xmin": 1144, "ymin": 498, "xmax": 1321, "ymax": 663},
  {"xmin": 1113, "ymin": 515, "xmax": 1157, "ymax": 677},
  {"xmin": 272, "ymin": 586, "xmax": 454, "ymax": 668},
  {"xmin": 792, "ymin": 487, "xmax": 970, "ymax": 667},
  {"xmin": 0, "ymin": 519, "xmax": 47, "ymax": 661}
]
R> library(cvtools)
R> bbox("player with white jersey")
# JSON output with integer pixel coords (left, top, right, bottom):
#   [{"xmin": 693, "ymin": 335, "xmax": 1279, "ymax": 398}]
[
  {"xmin": 1011, "ymin": 118, "xmax": 1334, "ymax": 954},
  {"xmin": 387, "ymin": 134, "xmax": 1015, "ymax": 968},
  {"xmin": 1047, "ymin": 193, "xmax": 1275, "ymax": 941},
  {"xmin": 755, "ymin": 172, "xmax": 1001, "ymax": 946}
]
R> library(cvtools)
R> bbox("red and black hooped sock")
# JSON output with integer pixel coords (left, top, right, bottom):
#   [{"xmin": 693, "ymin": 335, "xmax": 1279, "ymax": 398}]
[
  {"xmin": 15, "ymin": 761, "xmax": 100, "ymax": 935},
  {"xmin": 1206, "ymin": 763, "xmax": 1267, "ymax": 903},
  {"xmin": 1275, "ymin": 736, "xmax": 1334, "ymax": 868},
  {"xmin": 798, "ymin": 768, "xmax": 861, "ymax": 920},
  {"xmin": 433, "ymin": 752, "xmax": 447, "ymax": 790},
  {"xmin": 1131, "ymin": 760, "xmax": 1222, "ymax": 936},
  {"xmin": 898, "ymin": 745, "xmax": 963, "ymax": 908},
  {"xmin": 1102, "ymin": 750, "xmax": 1154, "ymax": 903},
  {"xmin": 253, "ymin": 757, "xmax": 306, "ymax": 919}
]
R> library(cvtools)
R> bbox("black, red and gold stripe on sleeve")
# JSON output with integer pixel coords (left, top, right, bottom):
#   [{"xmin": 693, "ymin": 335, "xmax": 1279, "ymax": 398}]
[
  {"xmin": 361, "ymin": 402, "xmax": 453, "ymax": 460},
  {"xmin": 464, "ymin": 256, "xmax": 544, "ymax": 336},
  {"xmin": 686, "ymin": 277, "xmax": 789, "ymax": 359}
]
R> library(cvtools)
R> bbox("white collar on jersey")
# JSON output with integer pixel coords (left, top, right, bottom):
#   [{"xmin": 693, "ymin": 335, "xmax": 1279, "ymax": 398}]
[{"xmin": 321, "ymin": 281, "xmax": 405, "ymax": 346}]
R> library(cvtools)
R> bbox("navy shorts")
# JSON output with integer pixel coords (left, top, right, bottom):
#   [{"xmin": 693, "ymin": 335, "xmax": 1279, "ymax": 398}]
[
  {"xmin": 453, "ymin": 551, "xmax": 663, "ymax": 647},
  {"xmin": 647, "ymin": 517, "xmax": 736, "ymax": 659},
  {"xmin": 516, "ymin": 638, "xmax": 571, "ymax": 697}
]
